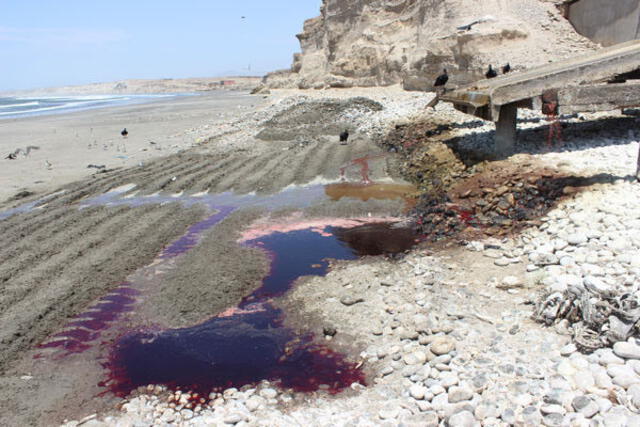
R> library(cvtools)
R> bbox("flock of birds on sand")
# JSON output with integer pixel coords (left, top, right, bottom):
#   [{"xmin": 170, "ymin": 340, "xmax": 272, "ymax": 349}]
[{"xmin": 4, "ymin": 128, "xmax": 131, "ymax": 170}]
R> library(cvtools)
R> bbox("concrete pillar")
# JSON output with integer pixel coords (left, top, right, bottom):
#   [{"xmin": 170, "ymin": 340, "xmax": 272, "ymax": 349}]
[
  {"xmin": 495, "ymin": 103, "xmax": 518, "ymax": 156},
  {"xmin": 636, "ymin": 141, "xmax": 640, "ymax": 181}
]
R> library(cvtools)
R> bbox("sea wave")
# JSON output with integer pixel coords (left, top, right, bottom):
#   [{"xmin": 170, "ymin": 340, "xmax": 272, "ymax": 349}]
[
  {"xmin": 0, "ymin": 100, "xmax": 100, "ymax": 116},
  {"xmin": 0, "ymin": 101, "xmax": 40, "ymax": 109},
  {"xmin": 0, "ymin": 93, "xmax": 182, "ymax": 119}
]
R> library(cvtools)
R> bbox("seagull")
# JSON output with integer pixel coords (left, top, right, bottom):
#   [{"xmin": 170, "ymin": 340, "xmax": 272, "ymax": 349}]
[
  {"xmin": 339, "ymin": 130, "xmax": 349, "ymax": 145},
  {"xmin": 485, "ymin": 65, "xmax": 498, "ymax": 79},
  {"xmin": 45, "ymin": 160, "xmax": 52, "ymax": 170},
  {"xmin": 5, "ymin": 149, "xmax": 21, "ymax": 159},
  {"xmin": 121, "ymin": 128, "xmax": 128, "ymax": 138},
  {"xmin": 502, "ymin": 63, "xmax": 511, "ymax": 74},
  {"xmin": 23, "ymin": 145, "xmax": 40, "ymax": 156}
]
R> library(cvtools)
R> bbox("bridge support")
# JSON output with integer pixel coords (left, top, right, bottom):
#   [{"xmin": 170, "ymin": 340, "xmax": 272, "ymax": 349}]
[
  {"xmin": 495, "ymin": 103, "xmax": 518, "ymax": 156},
  {"xmin": 636, "ymin": 141, "xmax": 640, "ymax": 182}
]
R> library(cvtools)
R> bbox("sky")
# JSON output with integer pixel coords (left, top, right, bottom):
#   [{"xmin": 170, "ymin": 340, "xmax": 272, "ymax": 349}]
[{"xmin": 0, "ymin": 0, "xmax": 321, "ymax": 91}]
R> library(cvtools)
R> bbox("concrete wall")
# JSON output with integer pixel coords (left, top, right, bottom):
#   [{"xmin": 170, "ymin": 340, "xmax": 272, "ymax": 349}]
[{"xmin": 568, "ymin": 0, "xmax": 640, "ymax": 46}]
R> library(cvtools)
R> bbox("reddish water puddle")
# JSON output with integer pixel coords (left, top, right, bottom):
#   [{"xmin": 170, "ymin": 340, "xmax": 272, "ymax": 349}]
[
  {"xmin": 35, "ymin": 284, "xmax": 141, "ymax": 359},
  {"xmin": 103, "ymin": 222, "xmax": 417, "ymax": 397},
  {"xmin": 339, "ymin": 154, "xmax": 387, "ymax": 184}
]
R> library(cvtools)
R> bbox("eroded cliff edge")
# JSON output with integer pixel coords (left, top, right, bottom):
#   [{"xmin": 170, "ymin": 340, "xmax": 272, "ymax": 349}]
[{"xmin": 264, "ymin": 0, "xmax": 598, "ymax": 90}]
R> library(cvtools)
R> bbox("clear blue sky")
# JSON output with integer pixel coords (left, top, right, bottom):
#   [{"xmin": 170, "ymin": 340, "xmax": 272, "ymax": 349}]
[{"xmin": 0, "ymin": 0, "xmax": 321, "ymax": 91}]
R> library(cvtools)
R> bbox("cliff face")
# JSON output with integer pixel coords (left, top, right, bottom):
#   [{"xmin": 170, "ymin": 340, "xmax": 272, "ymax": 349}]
[{"xmin": 265, "ymin": 0, "xmax": 597, "ymax": 89}]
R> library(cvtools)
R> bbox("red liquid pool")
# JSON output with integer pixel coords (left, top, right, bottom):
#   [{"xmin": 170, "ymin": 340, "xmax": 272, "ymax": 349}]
[{"xmin": 104, "ymin": 223, "xmax": 417, "ymax": 397}]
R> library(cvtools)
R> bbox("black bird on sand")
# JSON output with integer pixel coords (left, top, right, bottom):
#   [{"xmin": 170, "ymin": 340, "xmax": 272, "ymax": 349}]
[
  {"xmin": 121, "ymin": 128, "xmax": 128, "ymax": 138},
  {"xmin": 485, "ymin": 65, "xmax": 498, "ymax": 79},
  {"xmin": 502, "ymin": 63, "xmax": 511, "ymax": 74},
  {"xmin": 339, "ymin": 130, "xmax": 349, "ymax": 145},
  {"xmin": 434, "ymin": 69, "xmax": 449, "ymax": 87}
]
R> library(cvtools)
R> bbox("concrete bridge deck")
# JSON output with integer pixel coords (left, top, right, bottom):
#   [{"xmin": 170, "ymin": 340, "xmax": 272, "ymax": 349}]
[
  {"xmin": 437, "ymin": 40, "xmax": 640, "ymax": 178},
  {"xmin": 435, "ymin": 40, "xmax": 640, "ymax": 179}
]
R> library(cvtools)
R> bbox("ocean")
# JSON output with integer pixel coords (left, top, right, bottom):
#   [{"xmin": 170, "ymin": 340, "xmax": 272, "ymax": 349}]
[{"xmin": 0, "ymin": 94, "xmax": 179, "ymax": 119}]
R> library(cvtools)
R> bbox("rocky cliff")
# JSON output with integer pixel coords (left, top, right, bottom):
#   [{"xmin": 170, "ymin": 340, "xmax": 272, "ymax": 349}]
[{"xmin": 265, "ymin": 0, "xmax": 598, "ymax": 90}]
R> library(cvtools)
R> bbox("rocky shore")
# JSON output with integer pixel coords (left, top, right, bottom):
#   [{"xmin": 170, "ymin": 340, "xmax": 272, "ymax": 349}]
[{"xmin": 57, "ymin": 88, "xmax": 640, "ymax": 426}]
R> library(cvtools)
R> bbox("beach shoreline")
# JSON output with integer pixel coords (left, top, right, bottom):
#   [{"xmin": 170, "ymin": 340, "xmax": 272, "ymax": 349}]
[{"xmin": 0, "ymin": 91, "xmax": 267, "ymax": 203}]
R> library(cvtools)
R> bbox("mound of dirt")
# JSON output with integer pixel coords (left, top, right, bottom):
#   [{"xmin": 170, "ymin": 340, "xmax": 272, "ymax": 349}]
[{"xmin": 256, "ymin": 97, "xmax": 383, "ymax": 142}]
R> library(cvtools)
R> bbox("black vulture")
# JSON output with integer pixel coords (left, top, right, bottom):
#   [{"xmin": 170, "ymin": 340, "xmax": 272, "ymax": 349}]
[
  {"xmin": 434, "ymin": 69, "xmax": 449, "ymax": 87},
  {"xmin": 502, "ymin": 63, "xmax": 511, "ymax": 74},
  {"xmin": 339, "ymin": 130, "xmax": 349, "ymax": 144},
  {"xmin": 485, "ymin": 65, "xmax": 497, "ymax": 79},
  {"xmin": 121, "ymin": 128, "xmax": 128, "ymax": 138}
]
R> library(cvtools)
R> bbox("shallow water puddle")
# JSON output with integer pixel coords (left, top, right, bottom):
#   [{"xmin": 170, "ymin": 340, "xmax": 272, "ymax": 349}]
[{"xmin": 23, "ymin": 176, "xmax": 417, "ymax": 399}]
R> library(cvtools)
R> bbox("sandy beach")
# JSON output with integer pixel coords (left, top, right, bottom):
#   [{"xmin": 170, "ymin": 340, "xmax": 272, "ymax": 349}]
[{"xmin": 0, "ymin": 91, "xmax": 267, "ymax": 203}]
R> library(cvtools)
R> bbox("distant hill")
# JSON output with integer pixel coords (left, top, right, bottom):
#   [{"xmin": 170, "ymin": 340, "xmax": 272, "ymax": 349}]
[{"xmin": 2, "ymin": 76, "xmax": 262, "ymax": 96}]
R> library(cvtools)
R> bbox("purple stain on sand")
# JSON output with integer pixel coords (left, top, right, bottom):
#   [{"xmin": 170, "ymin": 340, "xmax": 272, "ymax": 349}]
[
  {"xmin": 35, "ymin": 207, "xmax": 236, "ymax": 359},
  {"xmin": 158, "ymin": 206, "xmax": 235, "ymax": 259}
]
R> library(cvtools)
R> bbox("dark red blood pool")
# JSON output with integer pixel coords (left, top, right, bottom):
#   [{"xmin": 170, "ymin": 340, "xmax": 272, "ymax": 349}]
[{"xmin": 104, "ymin": 222, "xmax": 416, "ymax": 397}]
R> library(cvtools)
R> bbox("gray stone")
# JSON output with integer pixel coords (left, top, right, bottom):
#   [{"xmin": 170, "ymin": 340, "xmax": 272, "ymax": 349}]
[
  {"xmin": 613, "ymin": 373, "xmax": 640, "ymax": 388},
  {"xmin": 409, "ymin": 384, "xmax": 427, "ymax": 400},
  {"xmin": 542, "ymin": 413, "xmax": 564, "ymax": 427},
  {"xmin": 498, "ymin": 276, "xmax": 523, "ymax": 289},
  {"xmin": 420, "ymin": 412, "xmax": 439, "ymax": 426},
  {"xmin": 340, "ymin": 295, "xmax": 364, "ymax": 306},
  {"xmin": 474, "ymin": 403, "xmax": 500, "ymax": 420},
  {"xmin": 567, "ymin": 232, "xmax": 588, "ymax": 245},
  {"xmin": 521, "ymin": 406, "xmax": 542, "ymax": 425},
  {"xmin": 448, "ymin": 386, "xmax": 473, "ymax": 403},
  {"xmin": 245, "ymin": 395, "xmax": 264, "ymax": 412},
  {"xmin": 583, "ymin": 275, "xmax": 612, "ymax": 295},
  {"xmin": 378, "ymin": 408, "xmax": 399, "ymax": 420},
  {"xmin": 540, "ymin": 404, "xmax": 565, "ymax": 415},
  {"xmin": 572, "ymin": 396, "xmax": 599, "ymax": 418},
  {"xmin": 597, "ymin": 348, "xmax": 624, "ymax": 365},
  {"xmin": 223, "ymin": 413, "xmax": 245, "ymax": 424},
  {"xmin": 448, "ymin": 410, "xmax": 476, "ymax": 427},
  {"xmin": 259, "ymin": 388, "xmax": 278, "ymax": 399},
  {"xmin": 440, "ymin": 372, "xmax": 459, "ymax": 388},
  {"xmin": 613, "ymin": 341, "xmax": 640, "ymax": 360},
  {"xmin": 494, "ymin": 257, "xmax": 511, "ymax": 266},
  {"xmin": 501, "ymin": 408, "xmax": 516, "ymax": 424},
  {"xmin": 602, "ymin": 407, "xmax": 630, "ymax": 427},
  {"xmin": 607, "ymin": 364, "xmax": 635, "ymax": 378},
  {"xmin": 414, "ymin": 314, "xmax": 431, "ymax": 333},
  {"xmin": 404, "ymin": 350, "xmax": 427, "ymax": 366},
  {"xmin": 560, "ymin": 343, "xmax": 577, "ymax": 356},
  {"xmin": 430, "ymin": 336, "xmax": 456, "ymax": 355}
]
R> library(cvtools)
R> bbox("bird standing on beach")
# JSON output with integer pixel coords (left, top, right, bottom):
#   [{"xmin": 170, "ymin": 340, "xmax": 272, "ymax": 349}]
[
  {"xmin": 502, "ymin": 63, "xmax": 511, "ymax": 74},
  {"xmin": 45, "ymin": 160, "xmax": 52, "ymax": 170},
  {"xmin": 339, "ymin": 130, "xmax": 349, "ymax": 145},
  {"xmin": 434, "ymin": 69, "xmax": 449, "ymax": 88},
  {"xmin": 121, "ymin": 128, "xmax": 128, "ymax": 138},
  {"xmin": 485, "ymin": 65, "xmax": 498, "ymax": 79}
]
